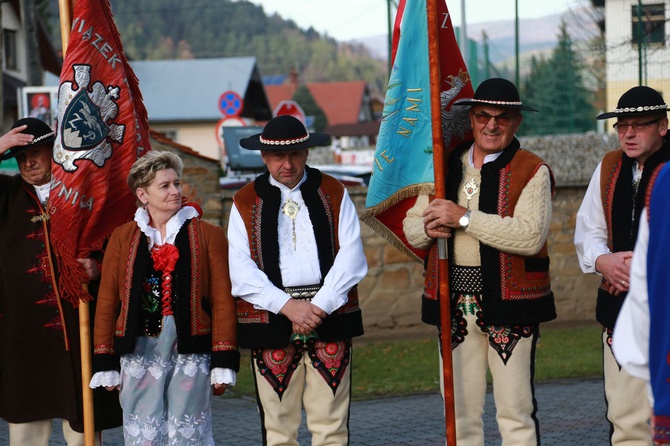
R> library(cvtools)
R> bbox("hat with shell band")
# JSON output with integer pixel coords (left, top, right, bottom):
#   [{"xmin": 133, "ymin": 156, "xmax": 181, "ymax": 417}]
[
  {"xmin": 596, "ymin": 86, "xmax": 667, "ymax": 119},
  {"xmin": 453, "ymin": 77, "xmax": 539, "ymax": 112},
  {"xmin": 1, "ymin": 117, "xmax": 56, "ymax": 161},
  {"xmin": 239, "ymin": 115, "xmax": 331, "ymax": 151}
]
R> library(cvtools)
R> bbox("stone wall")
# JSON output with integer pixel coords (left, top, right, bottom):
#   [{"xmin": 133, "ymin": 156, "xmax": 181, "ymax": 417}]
[{"xmin": 217, "ymin": 133, "xmax": 622, "ymax": 339}]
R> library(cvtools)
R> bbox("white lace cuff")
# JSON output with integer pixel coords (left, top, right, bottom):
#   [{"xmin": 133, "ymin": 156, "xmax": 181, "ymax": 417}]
[
  {"xmin": 89, "ymin": 370, "xmax": 120, "ymax": 388},
  {"xmin": 211, "ymin": 368, "xmax": 236, "ymax": 386}
]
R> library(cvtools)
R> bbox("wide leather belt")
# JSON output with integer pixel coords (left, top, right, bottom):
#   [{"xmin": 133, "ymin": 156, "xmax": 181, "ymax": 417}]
[{"xmin": 284, "ymin": 284, "xmax": 322, "ymax": 300}]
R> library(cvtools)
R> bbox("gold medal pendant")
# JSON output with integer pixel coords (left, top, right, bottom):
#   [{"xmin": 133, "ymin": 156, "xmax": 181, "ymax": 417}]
[{"xmin": 281, "ymin": 199, "xmax": 301, "ymax": 250}]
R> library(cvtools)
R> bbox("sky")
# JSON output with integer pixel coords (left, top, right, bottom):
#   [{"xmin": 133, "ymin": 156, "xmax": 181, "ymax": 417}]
[{"xmin": 246, "ymin": 0, "xmax": 586, "ymax": 41}]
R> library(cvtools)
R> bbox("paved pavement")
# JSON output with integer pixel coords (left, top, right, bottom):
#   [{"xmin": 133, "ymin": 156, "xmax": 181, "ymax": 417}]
[{"xmin": 0, "ymin": 378, "xmax": 611, "ymax": 445}]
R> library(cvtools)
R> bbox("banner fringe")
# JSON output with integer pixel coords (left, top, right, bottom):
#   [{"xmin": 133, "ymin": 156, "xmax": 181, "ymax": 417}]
[
  {"xmin": 52, "ymin": 240, "xmax": 93, "ymax": 307},
  {"xmin": 361, "ymin": 182, "xmax": 435, "ymax": 263}
]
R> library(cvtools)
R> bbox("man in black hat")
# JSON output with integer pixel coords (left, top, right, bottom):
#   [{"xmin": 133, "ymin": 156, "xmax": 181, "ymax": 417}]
[
  {"xmin": 403, "ymin": 77, "xmax": 555, "ymax": 445},
  {"xmin": 0, "ymin": 118, "xmax": 121, "ymax": 445},
  {"xmin": 575, "ymin": 85, "xmax": 669, "ymax": 445},
  {"xmin": 227, "ymin": 115, "xmax": 367, "ymax": 446}
]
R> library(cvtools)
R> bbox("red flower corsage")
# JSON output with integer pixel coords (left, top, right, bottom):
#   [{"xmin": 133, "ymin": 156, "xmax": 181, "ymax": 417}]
[
  {"xmin": 151, "ymin": 244, "xmax": 180, "ymax": 315},
  {"xmin": 151, "ymin": 244, "xmax": 179, "ymax": 273}
]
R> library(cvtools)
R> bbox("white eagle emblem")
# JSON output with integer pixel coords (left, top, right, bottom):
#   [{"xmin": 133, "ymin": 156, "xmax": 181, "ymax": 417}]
[
  {"xmin": 440, "ymin": 69, "xmax": 472, "ymax": 149},
  {"xmin": 53, "ymin": 64, "xmax": 125, "ymax": 172}
]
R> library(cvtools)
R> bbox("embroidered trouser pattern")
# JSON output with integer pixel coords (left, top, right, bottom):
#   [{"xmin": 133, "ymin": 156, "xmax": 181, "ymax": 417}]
[
  {"xmin": 251, "ymin": 338, "xmax": 352, "ymax": 446},
  {"xmin": 442, "ymin": 293, "xmax": 540, "ymax": 446}
]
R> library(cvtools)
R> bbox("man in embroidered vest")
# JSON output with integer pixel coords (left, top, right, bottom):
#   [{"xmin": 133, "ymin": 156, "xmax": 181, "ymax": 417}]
[
  {"xmin": 403, "ymin": 78, "xmax": 555, "ymax": 445},
  {"xmin": 228, "ymin": 115, "xmax": 367, "ymax": 446},
  {"xmin": 0, "ymin": 118, "xmax": 121, "ymax": 445},
  {"xmin": 613, "ymin": 161, "xmax": 670, "ymax": 445},
  {"xmin": 575, "ymin": 86, "xmax": 669, "ymax": 445}
]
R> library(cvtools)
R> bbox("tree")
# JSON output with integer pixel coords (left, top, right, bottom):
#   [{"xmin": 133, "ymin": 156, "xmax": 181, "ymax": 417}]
[
  {"xmin": 292, "ymin": 85, "xmax": 327, "ymax": 133},
  {"xmin": 45, "ymin": 0, "xmax": 389, "ymax": 97},
  {"xmin": 521, "ymin": 21, "xmax": 596, "ymax": 136}
]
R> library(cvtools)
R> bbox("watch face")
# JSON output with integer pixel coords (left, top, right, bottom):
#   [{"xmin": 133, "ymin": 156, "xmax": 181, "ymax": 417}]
[{"xmin": 459, "ymin": 215, "xmax": 468, "ymax": 226}]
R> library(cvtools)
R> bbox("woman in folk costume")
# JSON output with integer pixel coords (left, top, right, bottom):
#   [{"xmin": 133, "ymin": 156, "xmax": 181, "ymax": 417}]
[{"xmin": 90, "ymin": 150, "xmax": 240, "ymax": 445}]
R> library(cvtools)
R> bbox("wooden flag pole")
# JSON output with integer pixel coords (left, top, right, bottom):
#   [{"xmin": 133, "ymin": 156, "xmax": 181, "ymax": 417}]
[
  {"xmin": 77, "ymin": 292, "xmax": 95, "ymax": 446},
  {"xmin": 57, "ymin": 1, "xmax": 96, "ymax": 445},
  {"xmin": 426, "ymin": 0, "xmax": 457, "ymax": 444}
]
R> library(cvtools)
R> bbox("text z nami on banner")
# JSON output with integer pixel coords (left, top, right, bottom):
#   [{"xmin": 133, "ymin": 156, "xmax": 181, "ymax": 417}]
[{"xmin": 361, "ymin": 0, "xmax": 473, "ymax": 262}]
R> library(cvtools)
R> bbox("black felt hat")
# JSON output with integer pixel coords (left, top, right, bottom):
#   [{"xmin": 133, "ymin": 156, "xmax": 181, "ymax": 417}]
[
  {"xmin": 597, "ymin": 86, "xmax": 667, "ymax": 119},
  {"xmin": 454, "ymin": 77, "xmax": 538, "ymax": 112},
  {"xmin": 1, "ymin": 117, "xmax": 56, "ymax": 160},
  {"xmin": 239, "ymin": 115, "xmax": 330, "ymax": 151}
]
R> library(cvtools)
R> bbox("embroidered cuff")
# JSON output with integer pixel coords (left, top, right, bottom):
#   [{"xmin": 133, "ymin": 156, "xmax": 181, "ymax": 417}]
[
  {"xmin": 89, "ymin": 370, "xmax": 120, "ymax": 389},
  {"xmin": 211, "ymin": 368, "xmax": 236, "ymax": 386}
]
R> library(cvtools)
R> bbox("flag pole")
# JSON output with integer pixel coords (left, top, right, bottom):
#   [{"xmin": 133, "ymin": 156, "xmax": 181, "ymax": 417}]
[
  {"xmin": 57, "ymin": 1, "xmax": 96, "ymax": 445},
  {"xmin": 77, "ymin": 293, "xmax": 95, "ymax": 446},
  {"xmin": 426, "ymin": 0, "xmax": 457, "ymax": 444}
]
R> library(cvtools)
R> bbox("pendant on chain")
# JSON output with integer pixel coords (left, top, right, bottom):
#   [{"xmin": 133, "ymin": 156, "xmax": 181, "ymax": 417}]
[
  {"xmin": 282, "ymin": 199, "xmax": 301, "ymax": 250},
  {"xmin": 463, "ymin": 177, "xmax": 479, "ymax": 209}
]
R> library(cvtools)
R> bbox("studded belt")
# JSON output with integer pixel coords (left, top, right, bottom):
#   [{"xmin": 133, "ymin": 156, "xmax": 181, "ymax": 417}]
[
  {"xmin": 284, "ymin": 284, "xmax": 322, "ymax": 300},
  {"xmin": 450, "ymin": 265, "xmax": 483, "ymax": 294}
]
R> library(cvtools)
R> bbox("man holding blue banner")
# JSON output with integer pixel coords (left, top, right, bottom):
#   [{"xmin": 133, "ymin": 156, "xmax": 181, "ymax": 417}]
[{"xmin": 403, "ymin": 78, "xmax": 556, "ymax": 445}]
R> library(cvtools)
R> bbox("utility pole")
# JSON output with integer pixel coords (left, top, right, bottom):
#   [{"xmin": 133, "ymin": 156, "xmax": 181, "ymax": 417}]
[
  {"xmin": 387, "ymin": 0, "xmax": 393, "ymax": 77},
  {"xmin": 21, "ymin": 0, "xmax": 42, "ymax": 86},
  {"xmin": 515, "ymin": 0, "xmax": 520, "ymax": 87},
  {"xmin": 482, "ymin": 30, "xmax": 490, "ymax": 79},
  {"xmin": 637, "ymin": 0, "xmax": 642, "ymax": 85},
  {"xmin": 460, "ymin": 0, "xmax": 467, "ymax": 63}
]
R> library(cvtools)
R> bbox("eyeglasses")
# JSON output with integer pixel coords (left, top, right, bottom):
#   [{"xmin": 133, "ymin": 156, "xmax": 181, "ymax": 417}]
[
  {"xmin": 613, "ymin": 119, "xmax": 661, "ymax": 134},
  {"xmin": 472, "ymin": 111, "xmax": 520, "ymax": 126}
]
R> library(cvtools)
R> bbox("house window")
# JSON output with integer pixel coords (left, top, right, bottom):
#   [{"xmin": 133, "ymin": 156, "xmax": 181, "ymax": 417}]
[
  {"xmin": 4, "ymin": 29, "xmax": 17, "ymax": 70},
  {"xmin": 632, "ymin": 3, "xmax": 666, "ymax": 46}
]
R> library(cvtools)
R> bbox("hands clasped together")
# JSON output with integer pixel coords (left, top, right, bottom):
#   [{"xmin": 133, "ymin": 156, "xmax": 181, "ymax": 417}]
[
  {"xmin": 595, "ymin": 251, "xmax": 633, "ymax": 296},
  {"xmin": 281, "ymin": 299, "xmax": 327, "ymax": 335}
]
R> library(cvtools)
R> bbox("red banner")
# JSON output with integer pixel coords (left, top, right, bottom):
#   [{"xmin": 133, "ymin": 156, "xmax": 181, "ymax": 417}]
[{"xmin": 51, "ymin": 0, "xmax": 151, "ymax": 305}]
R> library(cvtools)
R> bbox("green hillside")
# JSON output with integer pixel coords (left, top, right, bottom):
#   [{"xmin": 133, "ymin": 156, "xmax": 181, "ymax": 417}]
[{"xmin": 44, "ymin": 0, "xmax": 389, "ymax": 93}]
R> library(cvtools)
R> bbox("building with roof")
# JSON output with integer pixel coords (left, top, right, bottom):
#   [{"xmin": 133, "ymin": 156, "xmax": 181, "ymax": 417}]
[
  {"xmin": 265, "ymin": 74, "xmax": 381, "ymax": 150},
  {"xmin": 2, "ymin": 1, "xmax": 61, "ymax": 127},
  {"xmin": 598, "ymin": 0, "xmax": 670, "ymax": 119},
  {"xmin": 129, "ymin": 57, "xmax": 273, "ymax": 162}
]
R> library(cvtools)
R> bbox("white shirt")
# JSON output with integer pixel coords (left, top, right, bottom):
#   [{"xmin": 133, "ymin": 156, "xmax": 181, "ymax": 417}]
[
  {"xmin": 612, "ymin": 207, "xmax": 652, "ymax": 404},
  {"xmin": 34, "ymin": 183, "xmax": 50, "ymax": 206},
  {"xmin": 574, "ymin": 160, "xmax": 642, "ymax": 274},
  {"xmin": 227, "ymin": 171, "xmax": 367, "ymax": 315}
]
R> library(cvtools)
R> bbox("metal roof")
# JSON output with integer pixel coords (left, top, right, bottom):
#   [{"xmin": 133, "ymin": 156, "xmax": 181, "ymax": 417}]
[{"xmin": 129, "ymin": 57, "xmax": 272, "ymax": 123}]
